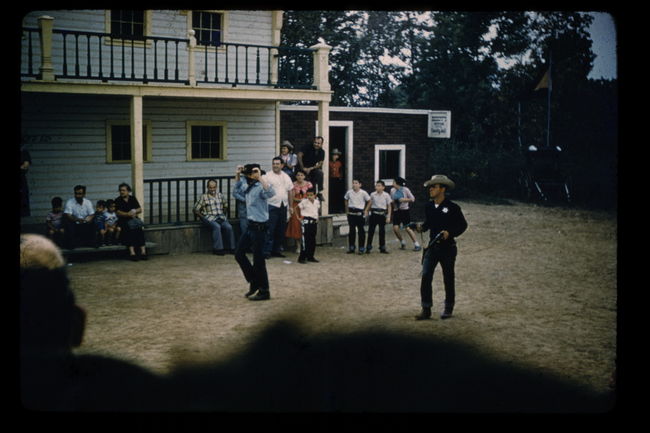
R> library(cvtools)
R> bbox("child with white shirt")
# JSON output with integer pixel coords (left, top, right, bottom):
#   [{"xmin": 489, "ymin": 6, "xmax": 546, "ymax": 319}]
[
  {"xmin": 366, "ymin": 180, "xmax": 393, "ymax": 254},
  {"xmin": 344, "ymin": 179, "xmax": 371, "ymax": 254},
  {"xmin": 103, "ymin": 199, "xmax": 121, "ymax": 245},
  {"xmin": 297, "ymin": 187, "xmax": 320, "ymax": 264}
]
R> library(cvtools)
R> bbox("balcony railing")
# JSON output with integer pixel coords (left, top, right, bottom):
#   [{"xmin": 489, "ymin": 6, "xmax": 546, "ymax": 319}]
[
  {"xmin": 21, "ymin": 19, "xmax": 325, "ymax": 90},
  {"xmin": 144, "ymin": 175, "xmax": 237, "ymax": 225}
]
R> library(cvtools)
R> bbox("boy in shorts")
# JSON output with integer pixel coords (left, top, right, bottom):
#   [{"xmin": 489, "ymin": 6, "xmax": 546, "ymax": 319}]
[{"xmin": 391, "ymin": 177, "xmax": 420, "ymax": 251}]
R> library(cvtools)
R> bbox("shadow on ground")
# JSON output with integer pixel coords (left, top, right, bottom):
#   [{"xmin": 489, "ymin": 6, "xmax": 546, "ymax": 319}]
[{"xmin": 161, "ymin": 318, "xmax": 613, "ymax": 413}]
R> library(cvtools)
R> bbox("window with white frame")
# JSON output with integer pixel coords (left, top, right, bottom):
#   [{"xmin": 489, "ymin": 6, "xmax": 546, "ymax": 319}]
[
  {"xmin": 187, "ymin": 122, "xmax": 227, "ymax": 161},
  {"xmin": 106, "ymin": 121, "xmax": 152, "ymax": 163},
  {"xmin": 191, "ymin": 11, "xmax": 224, "ymax": 46},
  {"xmin": 374, "ymin": 144, "xmax": 405, "ymax": 185},
  {"xmin": 109, "ymin": 10, "xmax": 146, "ymax": 40}
]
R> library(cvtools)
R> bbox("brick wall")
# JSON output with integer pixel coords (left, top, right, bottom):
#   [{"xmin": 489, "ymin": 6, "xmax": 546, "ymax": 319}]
[{"xmin": 280, "ymin": 108, "xmax": 436, "ymax": 220}]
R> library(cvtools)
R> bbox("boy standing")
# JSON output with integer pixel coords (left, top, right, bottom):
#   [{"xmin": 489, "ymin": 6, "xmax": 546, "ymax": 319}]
[
  {"xmin": 365, "ymin": 180, "xmax": 393, "ymax": 254},
  {"xmin": 297, "ymin": 187, "xmax": 320, "ymax": 264},
  {"xmin": 344, "ymin": 179, "xmax": 370, "ymax": 254}
]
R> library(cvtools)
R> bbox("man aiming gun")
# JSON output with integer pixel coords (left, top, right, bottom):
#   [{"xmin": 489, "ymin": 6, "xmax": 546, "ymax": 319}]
[{"xmin": 415, "ymin": 175, "xmax": 468, "ymax": 320}]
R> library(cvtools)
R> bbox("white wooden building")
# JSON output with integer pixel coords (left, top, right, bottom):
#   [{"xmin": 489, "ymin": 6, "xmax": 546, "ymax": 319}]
[{"xmin": 20, "ymin": 10, "xmax": 333, "ymax": 225}]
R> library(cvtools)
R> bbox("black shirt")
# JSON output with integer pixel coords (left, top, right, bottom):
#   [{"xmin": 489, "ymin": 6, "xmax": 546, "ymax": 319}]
[
  {"xmin": 114, "ymin": 194, "xmax": 141, "ymax": 227},
  {"xmin": 299, "ymin": 144, "xmax": 325, "ymax": 168},
  {"xmin": 421, "ymin": 198, "xmax": 468, "ymax": 243}
]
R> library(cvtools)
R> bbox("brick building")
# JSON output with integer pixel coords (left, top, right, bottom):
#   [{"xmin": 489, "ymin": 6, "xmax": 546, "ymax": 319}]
[{"xmin": 280, "ymin": 105, "xmax": 441, "ymax": 220}]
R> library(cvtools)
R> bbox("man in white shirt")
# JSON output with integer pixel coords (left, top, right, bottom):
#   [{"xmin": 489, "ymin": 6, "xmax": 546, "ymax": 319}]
[
  {"xmin": 262, "ymin": 157, "xmax": 294, "ymax": 258},
  {"xmin": 63, "ymin": 185, "xmax": 96, "ymax": 249}
]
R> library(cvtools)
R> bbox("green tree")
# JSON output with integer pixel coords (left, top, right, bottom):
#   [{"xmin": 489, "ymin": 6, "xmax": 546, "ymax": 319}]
[
  {"xmin": 281, "ymin": 10, "xmax": 409, "ymax": 106},
  {"xmin": 281, "ymin": 10, "xmax": 616, "ymax": 207}
]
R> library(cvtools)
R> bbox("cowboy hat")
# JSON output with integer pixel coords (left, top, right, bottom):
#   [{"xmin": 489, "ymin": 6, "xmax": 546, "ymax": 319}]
[
  {"xmin": 280, "ymin": 140, "xmax": 294, "ymax": 151},
  {"xmin": 242, "ymin": 163, "xmax": 266, "ymax": 176},
  {"xmin": 331, "ymin": 148, "xmax": 342, "ymax": 155},
  {"xmin": 423, "ymin": 174, "xmax": 455, "ymax": 190}
]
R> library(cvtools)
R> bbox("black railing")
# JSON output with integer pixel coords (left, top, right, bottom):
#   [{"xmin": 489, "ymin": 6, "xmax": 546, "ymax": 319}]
[
  {"xmin": 21, "ymin": 27, "xmax": 316, "ymax": 89},
  {"xmin": 144, "ymin": 175, "xmax": 236, "ymax": 225},
  {"xmin": 21, "ymin": 28, "xmax": 40, "ymax": 78}
]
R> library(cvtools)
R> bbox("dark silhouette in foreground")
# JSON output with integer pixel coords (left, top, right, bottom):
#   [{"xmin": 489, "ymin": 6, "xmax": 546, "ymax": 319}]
[
  {"xmin": 167, "ymin": 319, "xmax": 614, "ymax": 413},
  {"xmin": 20, "ymin": 234, "xmax": 614, "ymax": 412}
]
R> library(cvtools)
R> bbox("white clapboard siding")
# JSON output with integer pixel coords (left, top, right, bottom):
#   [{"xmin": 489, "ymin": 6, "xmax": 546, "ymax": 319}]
[{"xmin": 22, "ymin": 93, "xmax": 277, "ymax": 221}]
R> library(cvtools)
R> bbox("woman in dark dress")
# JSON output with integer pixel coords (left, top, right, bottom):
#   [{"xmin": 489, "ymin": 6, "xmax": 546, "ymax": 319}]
[{"xmin": 115, "ymin": 183, "xmax": 147, "ymax": 261}]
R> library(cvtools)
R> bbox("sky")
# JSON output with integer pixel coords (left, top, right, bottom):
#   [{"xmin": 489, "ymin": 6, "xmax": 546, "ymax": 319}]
[{"xmin": 587, "ymin": 12, "xmax": 617, "ymax": 80}]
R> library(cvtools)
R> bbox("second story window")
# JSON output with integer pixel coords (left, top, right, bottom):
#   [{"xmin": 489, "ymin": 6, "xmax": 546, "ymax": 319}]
[
  {"xmin": 110, "ymin": 10, "xmax": 145, "ymax": 40},
  {"xmin": 192, "ymin": 11, "xmax": 223, "ymax": 46}
]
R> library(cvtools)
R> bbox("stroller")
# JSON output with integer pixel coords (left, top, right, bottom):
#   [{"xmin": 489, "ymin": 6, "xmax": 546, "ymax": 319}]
[{"xmin": 519, "ymin": 145, "xmax": 571, "ymax": 203}]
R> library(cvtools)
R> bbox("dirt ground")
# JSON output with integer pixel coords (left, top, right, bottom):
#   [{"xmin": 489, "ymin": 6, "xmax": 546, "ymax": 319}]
[{"xmin": 66, "ymin": 200, "xmax": 617, "ymax": 397}]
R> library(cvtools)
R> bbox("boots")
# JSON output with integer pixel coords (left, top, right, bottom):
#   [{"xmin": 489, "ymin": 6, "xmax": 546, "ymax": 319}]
[
  {"xmin": 415, "ymin": 307, "xmax": 432, "ymax": 320},
  {"xmin": 244, "ymin": 283, "xmax": 258, "ymax": 298},
  {"xmin": 248, "ymin": 290, "xmax": 270, "ymax": 301},
  {"xmin": 441, "ymin": 303, "xmax": 454, "ymax": 319}
]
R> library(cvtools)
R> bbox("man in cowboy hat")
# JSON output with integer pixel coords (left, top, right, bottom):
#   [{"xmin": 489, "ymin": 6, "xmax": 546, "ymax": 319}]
[
  {"xmin": 415, "ymin": 174, "xmax": 468, "ymax": 320},
  {"xmin": 234, "ymin": 164, "xmax": 275, "ymax": 301}
]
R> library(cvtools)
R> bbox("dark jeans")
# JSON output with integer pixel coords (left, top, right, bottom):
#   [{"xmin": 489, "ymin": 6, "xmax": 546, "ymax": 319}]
[
  {"xmin": 200, "ymin": 216, "xmax": 235, "ymax": 251},
  {"xmin": 419, "ymin": 244, "xmax": 457, "ymax": 308},
  {"xmin": 263, "ymin": 204, "xmax": 286, "ymax": 256},
  {"xmin": 235, "ymin": 221, "xmax": 269, "ymax": 292},
  {"xmin": 347, "ymin": 213, "xmax": 365, "ymax": 251},
  {"xmin": 366, "ymin": 213, "xmax": 387, "ymax": 250},
  {"xmin": 307, "ymin": 168, "xmax": 323, "ymax": 192},
  {"xmin": 299, "ymin": 218, "xmax": 317, "ymax": 260},
  {"xmin": 63, "ymin": 219, "xmax": 95, "ymax": 248}
]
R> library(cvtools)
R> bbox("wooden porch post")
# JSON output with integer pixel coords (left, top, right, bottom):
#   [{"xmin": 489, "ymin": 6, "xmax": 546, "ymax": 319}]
[
  {"xmin": 309, "ymin": 40, "xmax": 332, "ymax": 92},
  {"xmin": 130, "ymin": 95, "xmax": 145, "ymax": 221},
  {"xmin": 37, "ymin": 16, "xmax": 55, "ymax": 81},
  {"xmin": 270, "ymin": 11, "xmax": 283, "ymax": 86},
  {"xmin": 318, "ymin": 101, "xmax": 330, "ymax": 216},
  {"xmin": 310, "ymin": 40, "xmax": 332, "ymax": 215},
  {"xmin": 188, "ymin": 30, "xmax": 197, "ymax": 87}
]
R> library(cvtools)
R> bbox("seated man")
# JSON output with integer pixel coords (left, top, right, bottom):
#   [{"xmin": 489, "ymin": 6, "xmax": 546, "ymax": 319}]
[
  {"xmin": 63, "ymin": 185, "xmax": 96, "ymax": 249},
  {"xmin": 193, "ymin": 179, "xmax": 235, "ymax": 255},
  {"xmin": 297, "ymin": 136, "xmax": 325, "ymax": 194}
]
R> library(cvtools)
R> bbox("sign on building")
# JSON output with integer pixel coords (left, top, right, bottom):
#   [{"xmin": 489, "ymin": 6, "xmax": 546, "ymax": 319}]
[{"xmin": 427, "ymin": 111, "xmax": 451, "ymax": 138}]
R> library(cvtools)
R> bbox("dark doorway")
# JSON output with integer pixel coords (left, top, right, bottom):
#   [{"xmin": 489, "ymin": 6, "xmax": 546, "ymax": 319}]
[{"xmin": 328, "ymin": 126, "xmax": 347, "ymax": 213}]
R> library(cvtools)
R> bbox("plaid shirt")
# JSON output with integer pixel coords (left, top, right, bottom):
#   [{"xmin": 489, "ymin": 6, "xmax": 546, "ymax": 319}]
[{"xmin": 194, "ymin": 192, "xmax": 226, "ymax": 222}]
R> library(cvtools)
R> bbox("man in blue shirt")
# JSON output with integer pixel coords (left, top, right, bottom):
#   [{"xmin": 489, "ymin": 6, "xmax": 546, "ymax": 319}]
[
  {"xmin": 233, "ymin": 165, "xmax": 249, "ymax": 235},
  {"xmin": 234, "ymin": 164, "xmax": 275, "ymax": 301}
]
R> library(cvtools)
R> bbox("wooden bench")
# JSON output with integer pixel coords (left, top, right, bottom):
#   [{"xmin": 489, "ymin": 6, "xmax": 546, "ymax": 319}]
[{"xmin": 60, "ymin": 241, "xmax": 158, "ymax": 259}]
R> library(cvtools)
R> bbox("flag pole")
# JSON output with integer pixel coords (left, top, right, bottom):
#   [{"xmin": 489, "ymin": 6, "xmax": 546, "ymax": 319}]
[
  {"xmin": 546, "ymin": 50, "xmax": 552, "ymax": 148},
  {"xmin": 517, "ymin": 100, "xmax": 522, "ymax": 148}
]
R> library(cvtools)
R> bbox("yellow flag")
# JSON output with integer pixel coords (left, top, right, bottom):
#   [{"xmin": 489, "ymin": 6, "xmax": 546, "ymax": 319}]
[{"xmin": 534, "ymin": 69, "xmax": 550, "ymax": 91}]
